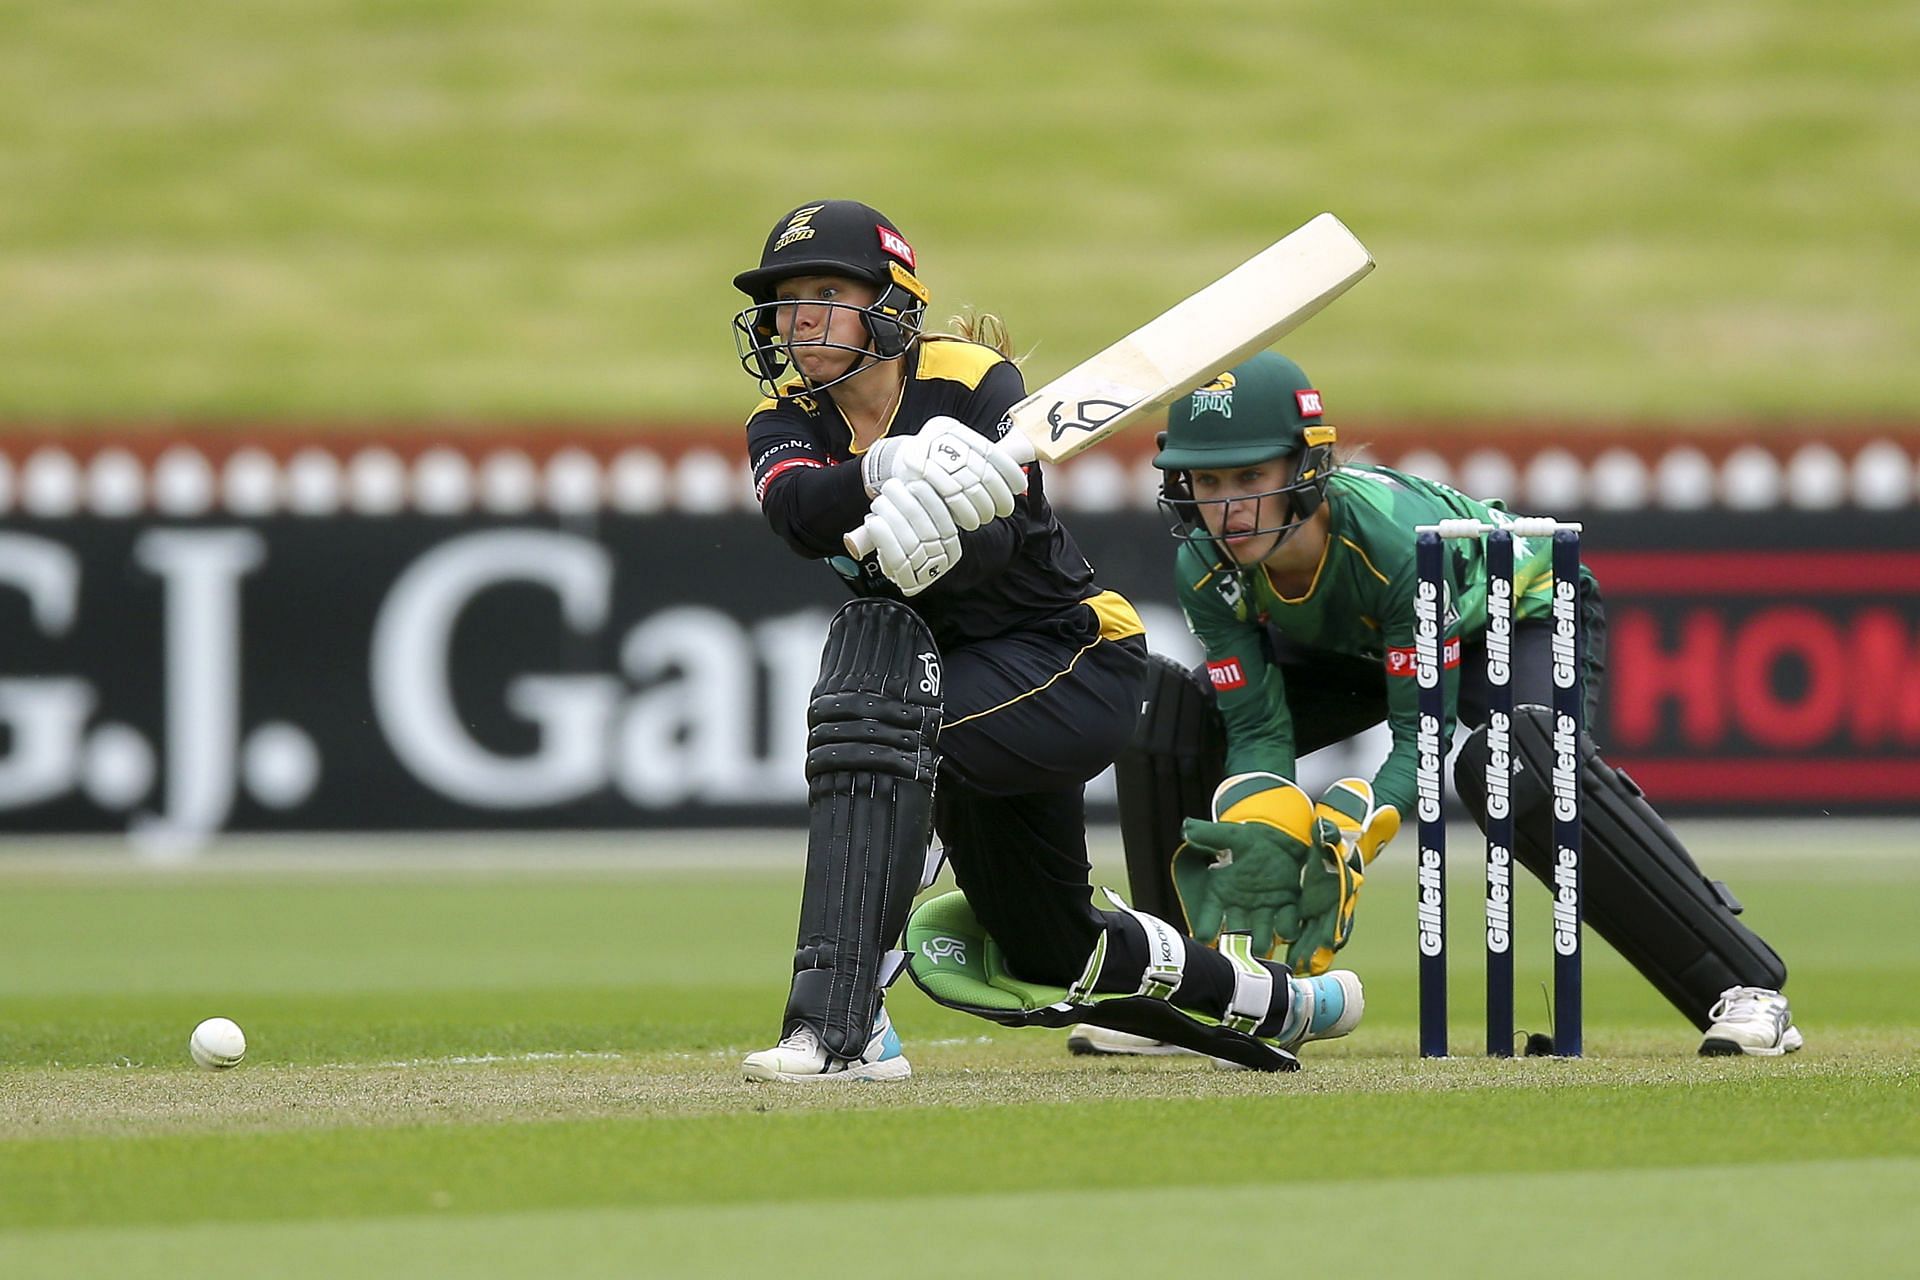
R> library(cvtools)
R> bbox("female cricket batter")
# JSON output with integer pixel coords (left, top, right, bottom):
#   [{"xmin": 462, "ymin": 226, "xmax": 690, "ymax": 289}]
[
  {"xmin": 730, "ymin": 201, "xmax": 1359, "ymax": 1081},
  {"xmin": 1089, "ymin": 350, "xmax": 1799, "ymax": 1058}
]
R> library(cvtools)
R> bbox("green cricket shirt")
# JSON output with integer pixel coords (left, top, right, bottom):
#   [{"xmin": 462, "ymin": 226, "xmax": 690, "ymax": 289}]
[{"xmin": 1174, "ymin": 463, "xmax": 1566, "ymax": 817}]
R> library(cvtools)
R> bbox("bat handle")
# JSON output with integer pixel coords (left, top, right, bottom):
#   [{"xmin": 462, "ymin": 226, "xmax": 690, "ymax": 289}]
[{"xmin": 842, "ymin": 418, "xmax": 1036, "ymax": 559}]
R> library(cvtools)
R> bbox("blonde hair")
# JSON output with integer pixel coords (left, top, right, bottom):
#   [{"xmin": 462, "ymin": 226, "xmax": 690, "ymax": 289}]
[{"xmin": 938, "ymin": 309, "xmax": 1020, "ymax": 361}]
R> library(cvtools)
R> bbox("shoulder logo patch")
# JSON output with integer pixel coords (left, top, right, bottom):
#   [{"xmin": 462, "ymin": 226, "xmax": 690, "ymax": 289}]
[{"xmin": 1206, "ymin": 658, "xmax": 1247, "ymax": 691}]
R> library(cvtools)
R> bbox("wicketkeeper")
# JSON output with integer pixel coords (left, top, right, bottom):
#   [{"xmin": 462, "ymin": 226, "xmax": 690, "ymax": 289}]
[
  {"xmin": 1083, "ymin": 350, "xmax": 1800, "ymax": 1059},
  {"xmin": 730, "ymin": 201, "xmax": 1363, "ymax": 1081}
]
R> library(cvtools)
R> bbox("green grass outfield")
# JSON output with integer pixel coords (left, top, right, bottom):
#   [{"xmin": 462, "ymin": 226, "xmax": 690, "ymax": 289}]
[
  {"xmin": 2, "ymin": 825, "xmax": 1916, "ymax": 1277},
  {"xmin": 3, "ymin": 1, "xmax": 1916, "ymax": 425}
]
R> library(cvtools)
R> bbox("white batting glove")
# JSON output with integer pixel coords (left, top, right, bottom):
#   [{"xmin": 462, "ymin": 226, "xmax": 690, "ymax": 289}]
[
  {"xmin": 860, "ymin": 477, "xmax": 964, "ymax": 597},
  {"xmin": 860, "ymin": 416, "xmax": 1026, "ymax": 531}
]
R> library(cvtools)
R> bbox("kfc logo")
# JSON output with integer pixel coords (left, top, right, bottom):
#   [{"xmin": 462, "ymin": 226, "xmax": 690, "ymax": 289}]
[
  {"xmin": 1296, "ymin": 390, "xmax": 1324, "ymax": 417},
  {"xmin": 877, "ymin": 226, "xmax": 915, "ymax": 267}
]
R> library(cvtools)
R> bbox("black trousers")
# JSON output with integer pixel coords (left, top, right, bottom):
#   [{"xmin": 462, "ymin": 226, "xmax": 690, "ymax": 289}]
[{"xmin": 934, "ymin": 609, "xmax": 1262, "ymax": 1020}]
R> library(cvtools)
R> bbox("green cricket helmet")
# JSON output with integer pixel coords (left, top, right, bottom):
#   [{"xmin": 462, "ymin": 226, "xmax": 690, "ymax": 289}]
[
  {"xmin": 1153, "ymin": 351, "xmax": 1338, "ymax": 556},
  {"xmin": 730, "ymin": 199, "xmax": 931, "ymax": 397}
]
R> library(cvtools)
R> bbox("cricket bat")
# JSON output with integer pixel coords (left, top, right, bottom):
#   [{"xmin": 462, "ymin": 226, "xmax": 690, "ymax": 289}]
[{"xmin": 846, "ymin": 211, "xmax": 1374, "ymax": 558}]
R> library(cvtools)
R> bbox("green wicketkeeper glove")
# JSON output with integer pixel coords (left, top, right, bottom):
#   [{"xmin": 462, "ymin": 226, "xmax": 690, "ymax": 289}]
[
  {"xmin": 1175, "ymin": 773, "xmax": 1336, "ymax": 960},
  {"xmin": 1288, "ymin": 777, "xmax": 1401, "ymax": 974}
]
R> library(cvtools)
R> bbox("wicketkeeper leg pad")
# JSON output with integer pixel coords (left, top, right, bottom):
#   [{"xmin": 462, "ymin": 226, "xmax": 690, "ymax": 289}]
[
  {"xmin": 1454, "ymin": 704, "xmax": 1787, "ymax": 1030},
  {"xmin": 1115, "ymin": 654, "xmax": 1227, "ymax": 930},
  {"xmin": 904, "ymin": 889, "xmax": 1300, "ymax": 1072},
  {"xmin": 785, "ymin": 598, "xmax": 945, "ymax": 1061}
]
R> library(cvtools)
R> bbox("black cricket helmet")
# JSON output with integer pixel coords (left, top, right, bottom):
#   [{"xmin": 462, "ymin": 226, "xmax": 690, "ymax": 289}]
[
  {"xmin": 731, "ymin": 199, "xmax": 930, "ymax": 396},
  {"xmin": 1152, "ymin": 351, "xmax": 1338, "ymax": 559}
]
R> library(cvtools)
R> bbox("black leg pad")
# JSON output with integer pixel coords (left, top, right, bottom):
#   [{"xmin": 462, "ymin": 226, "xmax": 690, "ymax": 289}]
[
  {"xmin": 784, "ymin": 598, "xmax": 943, "ymax": 1060},
  {"xmin": 1115, "ymin": 654, "xmax": 1226, "ymax": 930},
  {"xmin": 1455, "ymin": 704, "xmax": 1787, "ymax": 1030}
]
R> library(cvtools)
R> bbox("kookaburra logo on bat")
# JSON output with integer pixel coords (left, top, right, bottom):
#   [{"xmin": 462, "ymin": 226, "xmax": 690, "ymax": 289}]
[{"xmin": 1046, "ymin": 397, "xmax": 1132, "ymax": 442}]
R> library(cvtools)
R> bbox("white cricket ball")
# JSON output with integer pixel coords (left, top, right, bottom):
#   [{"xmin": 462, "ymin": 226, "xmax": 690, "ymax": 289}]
[{"xmin": 189, "ymin": 1017, "xmax": 247, "ymax": 1070}]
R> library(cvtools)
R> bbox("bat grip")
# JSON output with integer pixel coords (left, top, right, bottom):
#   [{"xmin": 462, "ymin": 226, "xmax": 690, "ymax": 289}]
[{"xmin": 843, "ymin": 422, "xmax": 1037, "ymax": 559}]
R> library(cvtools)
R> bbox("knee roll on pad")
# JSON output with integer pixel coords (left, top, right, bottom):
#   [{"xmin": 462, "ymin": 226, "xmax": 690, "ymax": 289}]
[
  {"xmin": 1116, "ymin": 654, "xmax": 1227, "ymax": 930},
  {"xmin": 904, "ymin": 889, "xmax": 1299, "ymax": 1072},
  {"xmin": 787, "ymin": 598, "xmax": 945, "ymax": 1061},
  {"xmin": 1454, "ymin": 704, "xmax": 1787, "ymax": 1030}
]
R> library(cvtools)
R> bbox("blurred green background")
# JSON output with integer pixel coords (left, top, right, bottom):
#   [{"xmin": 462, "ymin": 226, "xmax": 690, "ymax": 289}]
[{"xmin": 2, "ymin": 0, "xmax": 1913, "ymax": 428}]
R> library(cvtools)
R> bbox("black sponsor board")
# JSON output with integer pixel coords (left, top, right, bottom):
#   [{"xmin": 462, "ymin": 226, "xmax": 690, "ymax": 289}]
[{"xmin": 2, "ymin": 509, "xmax": 1916, "ymax": 837}]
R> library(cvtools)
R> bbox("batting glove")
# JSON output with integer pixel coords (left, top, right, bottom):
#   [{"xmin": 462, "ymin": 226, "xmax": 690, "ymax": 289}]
[
  {"xmin": 860, "ymin": 476, "xmax": 964, "ymax": 597},
  {"xmin": 861, "ymin": 416, "xmax": 1026, "ymax": 531}
]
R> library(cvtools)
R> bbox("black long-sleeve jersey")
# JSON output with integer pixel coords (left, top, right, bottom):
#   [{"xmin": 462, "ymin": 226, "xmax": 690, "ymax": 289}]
[{"xmin": 745, "ymin": 337, "xmax": 1109, "ymax": 651}]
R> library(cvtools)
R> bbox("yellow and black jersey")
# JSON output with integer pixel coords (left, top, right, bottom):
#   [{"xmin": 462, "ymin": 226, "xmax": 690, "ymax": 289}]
[{"xmin": 745, "ymin": 338, "xmax": 1128, "ymax": 651}]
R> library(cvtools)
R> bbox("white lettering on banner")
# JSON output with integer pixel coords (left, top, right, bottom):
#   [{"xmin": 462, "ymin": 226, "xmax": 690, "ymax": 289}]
[
  {"xmin": 130, "ymin": 530, "xmax": 266, "ymax": 854},
  {"xmin": 0, "ymin": 679, "xmax": 93, "ymax": 806},
  {"xmin": 755, "ymin": 612, "xmax": 830, "ymax": 798},
  {"xmin": 0, "ymin": 529, "xmax": 315, "ymax": 846},
  {"xmin": 0, "ymin": 534, "xmax": 90, "ymax": 806},
  {"xmin": 613, "ymin": 607, "xmax": 819, "ymax": 806},
  {"xmin": 372, "ymin": 530, "xmax": 619, "ymax": 808},
  {"xmin": 371, "ymin": 531, "xmax": 826, "ymax": 811}
]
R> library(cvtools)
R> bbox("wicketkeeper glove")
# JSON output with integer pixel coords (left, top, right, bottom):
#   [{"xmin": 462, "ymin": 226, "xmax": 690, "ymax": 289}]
[
  {"xmin": 1288, "ymin": 777, "xmax": 1400, "ymax": 975},
  {"xmin": 860, "ymin": 476, "xmax": 964, "ymax": 597},
  {"xmin": 1175, "ymin": 773, "xmax": 1340, "ymax": 962},
  {"xmin": 860, "ymin": 416, "xmax": 1026, "ymax": 531}
]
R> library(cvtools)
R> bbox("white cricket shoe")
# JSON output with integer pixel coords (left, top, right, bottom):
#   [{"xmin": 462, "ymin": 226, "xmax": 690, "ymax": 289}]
[
  {"xmin": 742, "ymin": 1006, "xmax": 912, "ymax": 1083},
  {"xmin": 1699, "ymin": 986, "xmax": 1803, "ymax": 1057},
  {"xmin": 1212, "ymin": 969, "xmax": 1366, "ymax": 1070},
  {"xmin": 1067, "ymin": 1025, "xmax": 1200, "ymax": 1057},
  {"xmin": 1274, "ymin": 969, "xmax": 1365, "ymax": 1052}
]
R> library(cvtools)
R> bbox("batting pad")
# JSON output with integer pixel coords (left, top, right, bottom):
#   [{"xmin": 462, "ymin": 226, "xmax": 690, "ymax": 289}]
[{"xmin": 904, "ymin": 891, "xmax": 1299, "ymax": 1072}]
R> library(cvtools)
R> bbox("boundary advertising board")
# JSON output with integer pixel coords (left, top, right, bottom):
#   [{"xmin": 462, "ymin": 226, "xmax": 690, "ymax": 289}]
[{"xmin": 1, "ymin": 509, "xmax": 1915, "ymax": 840}]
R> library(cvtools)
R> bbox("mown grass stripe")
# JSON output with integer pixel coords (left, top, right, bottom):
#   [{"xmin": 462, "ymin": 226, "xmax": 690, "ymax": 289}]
[
  {"xmin": 2, "ymin": 1074, "xmax": 1914, "ymax": 1230},
  {"xmin": 6, "ymin": 1158, "xmax": 1916, "ymax": 1279}
]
